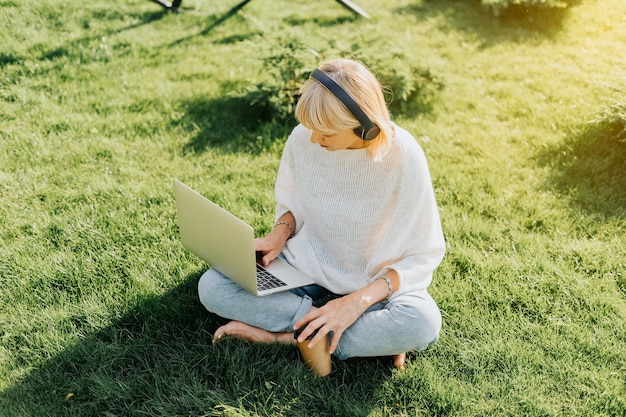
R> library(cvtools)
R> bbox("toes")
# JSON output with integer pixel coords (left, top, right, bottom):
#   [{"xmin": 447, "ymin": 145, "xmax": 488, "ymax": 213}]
[
  {"xmin": 212, "ymin": 325, "xmax": 228, "ymax": 344},
  {"xmin": 393, "ymin": 352, "xmax": 406, "ymax": 371}
]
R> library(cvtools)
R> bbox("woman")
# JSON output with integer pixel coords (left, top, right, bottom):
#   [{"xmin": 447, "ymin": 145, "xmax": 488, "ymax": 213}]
[{"xmin": 198, "ymin": 58, "xmax": 445, "ymax": 376}]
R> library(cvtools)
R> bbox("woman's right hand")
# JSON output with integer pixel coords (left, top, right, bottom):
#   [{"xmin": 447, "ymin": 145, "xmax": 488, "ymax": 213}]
[
  {"xmin": 254, "ymin": 232, "xmax": 287, "ymax": 266},
  {"xmin": 255, "ymin": 213, "xmax": 295, "ymax": 266}
]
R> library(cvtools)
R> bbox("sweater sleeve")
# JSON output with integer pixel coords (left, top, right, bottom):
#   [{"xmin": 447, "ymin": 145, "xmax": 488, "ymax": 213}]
[
  {"xmin": 368, "ymin": 131, "xmax": 445, "ymax": 295},
  {"xmin": 274, "ymin": 125, "xmax": 307, "ymax": 233}
]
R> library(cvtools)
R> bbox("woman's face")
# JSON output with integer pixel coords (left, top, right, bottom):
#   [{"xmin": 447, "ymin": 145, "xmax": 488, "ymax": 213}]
[{"xmin": 310, "ymin": 128, "xmax": 366, "ymax": 151}]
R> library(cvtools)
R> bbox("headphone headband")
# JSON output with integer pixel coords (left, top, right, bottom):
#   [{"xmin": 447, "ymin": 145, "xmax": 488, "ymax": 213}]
[{"xmin": 310, "ymin": 69, "xmax": 380, "ymax": 141}]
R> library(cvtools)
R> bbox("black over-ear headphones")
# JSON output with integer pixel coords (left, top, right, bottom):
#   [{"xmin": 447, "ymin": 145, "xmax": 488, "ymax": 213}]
[{"xmin": 311, "ymin": 69, "xmax": 381, "ymax": 141}]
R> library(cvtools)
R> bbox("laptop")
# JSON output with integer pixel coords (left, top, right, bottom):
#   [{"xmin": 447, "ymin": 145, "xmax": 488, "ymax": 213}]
[{"xmin": 173, "ymin": 179, "xmax": 314, "ymax": 296}]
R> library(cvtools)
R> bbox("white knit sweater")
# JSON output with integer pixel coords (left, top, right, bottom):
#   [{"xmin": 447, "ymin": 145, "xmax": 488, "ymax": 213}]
[{"xmin": 275, "ymin": 124, "xmax": 445, "ymax": 298}]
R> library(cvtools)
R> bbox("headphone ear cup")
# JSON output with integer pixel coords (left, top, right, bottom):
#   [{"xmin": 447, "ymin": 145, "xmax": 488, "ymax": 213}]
[
  {"xmin": 364, "ymin": 125, "xmax": 380, "ymax": 141},
  {"xmin": 355, "ymin": 125, "xmax": 380, "ymax": 141}
]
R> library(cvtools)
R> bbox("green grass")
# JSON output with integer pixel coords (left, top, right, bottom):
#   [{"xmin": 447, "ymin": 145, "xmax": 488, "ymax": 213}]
[{"xmin": 1, "ymin": 0, "xmax": 625, "ymax": 415}]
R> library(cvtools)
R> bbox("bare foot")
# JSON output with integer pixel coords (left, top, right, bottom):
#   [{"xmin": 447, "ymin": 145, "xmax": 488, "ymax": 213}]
[
  {"xmin": 393, "ymin": 352, "xmax": 406, "ymax": 370},
  {"xmin": 213, "ymin": 321, "xmax": 295, "ymax": 346}
]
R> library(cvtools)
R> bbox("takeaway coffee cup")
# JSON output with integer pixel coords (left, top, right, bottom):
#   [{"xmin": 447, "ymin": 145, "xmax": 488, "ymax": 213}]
[{"xmin": 294, "ymin": 327, "xmax": 332, "ymax": 377}]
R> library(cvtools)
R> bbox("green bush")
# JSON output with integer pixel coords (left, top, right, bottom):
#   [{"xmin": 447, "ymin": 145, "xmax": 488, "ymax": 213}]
[
  {"xmin": 230, "ymin": 40, "xmax": 444, "ymax": 123},
  {"xmin": 230, "ymin": 40, "xmax": 317, "ymax": 122},
  {"xmin": 365, "ymin": 54, "xmax": 444, "ymax": 116},
  {"xmin": 481, "ymin": 0, "xmax": 579, "ymax": 16},
  {"xmin": 591, "ymin": 102, "xmax": 626, "ymax": 142}
]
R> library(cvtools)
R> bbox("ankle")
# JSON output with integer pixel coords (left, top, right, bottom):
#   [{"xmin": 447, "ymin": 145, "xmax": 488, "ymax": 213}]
[{"xmin": 276, "ymin": 332, "xmax": 297, "ymax": 346}]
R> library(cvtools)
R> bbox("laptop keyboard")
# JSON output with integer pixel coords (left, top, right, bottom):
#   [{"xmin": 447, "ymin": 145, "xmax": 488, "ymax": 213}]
[{"xmin": 256, "ymin": 264, "xmax": 288, "ymax": 291}]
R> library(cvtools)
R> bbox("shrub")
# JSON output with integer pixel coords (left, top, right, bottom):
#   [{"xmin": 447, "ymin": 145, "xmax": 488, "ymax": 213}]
[
  {"xmin": 230, "ymin": 40, "xmax": 317, "ymax": 122},
  {"xmin": 543, "ymin": 102, "xmax": 626, "ymax": 215},
  {"xmin": 364, "ymin": 54, "xmax": 444, "ymax": 116},
  {"xmin": 590, "ymin": 102, "xmax": 626, "ymax": 143},
  {"xmin": 230, "ymin": 40, "xmax": 444, "ymax": 123},
  {"xmin": 481, "ymin": 0, "xmax": 580, "ymax": 16}
]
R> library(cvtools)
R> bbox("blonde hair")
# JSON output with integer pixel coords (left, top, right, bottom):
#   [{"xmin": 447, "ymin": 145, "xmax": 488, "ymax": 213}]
[{"xmin": 295, "ymin": 59, "xmax": 393, "ymax": 160}]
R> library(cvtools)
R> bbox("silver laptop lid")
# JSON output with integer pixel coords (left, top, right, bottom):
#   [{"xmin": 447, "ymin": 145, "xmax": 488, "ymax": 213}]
[{"xmin": 173, "ymin": 179, "xmax": 258, "ymax": 295}]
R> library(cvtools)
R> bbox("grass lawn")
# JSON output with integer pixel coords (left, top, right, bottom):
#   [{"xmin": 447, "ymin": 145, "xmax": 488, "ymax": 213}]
[{"xmin": 1, "ymin": 0, "xmax": 625, "ymax": 415}]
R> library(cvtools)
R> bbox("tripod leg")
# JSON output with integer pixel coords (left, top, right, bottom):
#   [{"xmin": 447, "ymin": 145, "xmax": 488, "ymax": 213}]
[
  {"xmin": 335, "ymin": 0, "xmax": 370, "ymax": 19},
  {"xmin": 150, "ymin": 0, "xmax": 173, "ymax": 10}
]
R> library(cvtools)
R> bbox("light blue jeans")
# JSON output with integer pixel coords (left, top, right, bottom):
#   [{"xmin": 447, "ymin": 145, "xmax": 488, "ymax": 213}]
[{"xmin": 198, "ymin": 268, "xmax": 442, "ymax": 360}]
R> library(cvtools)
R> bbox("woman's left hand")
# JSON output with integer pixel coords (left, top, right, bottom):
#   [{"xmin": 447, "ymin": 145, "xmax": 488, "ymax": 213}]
[
  {"xmin": 294, "ymin": 271, "xmax": 399, "ymax": 354},
  {"xmin": 293, "ymin": 292, "xmax": 369, "ymax": 355}
]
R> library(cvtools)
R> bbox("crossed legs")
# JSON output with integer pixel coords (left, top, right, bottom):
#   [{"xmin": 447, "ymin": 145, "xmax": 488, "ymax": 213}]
[{"xmin": 199, "ymin": 269, "xmax": 440, "ymax": 373}]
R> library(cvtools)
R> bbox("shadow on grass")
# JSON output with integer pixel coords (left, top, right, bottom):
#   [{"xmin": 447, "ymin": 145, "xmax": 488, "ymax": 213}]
[
  {"xmin": 283, "ymin": 14, "xmax": 359, "ymax": 27},
  {"xmin": 167, "ymin": 1, "xmax": 256, "ymax": 46},
  {"xmin": 1, "ymin": 9, "xmax": 166, "ymax": 68},
  {"xmin": 537, "ymin": 113, "xmax": 626, "ymax": 217},
  {"xmin": 397, "ymin": 0, "xmax": 576, "ymax": 45},
  {"xmin": 0, "ymin": 272, "xmax": 393, "ymax": 416},
  {"xmin": 167, "ymin": 0, "xmax": 361, "ymax": 46},
  {"xmin": 175, "ymin": 94, "xmax": 295, "ymax": 155},
  {"xmin": 39, "ymin": 10, "xmax": 167, "ymax": 62}
]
